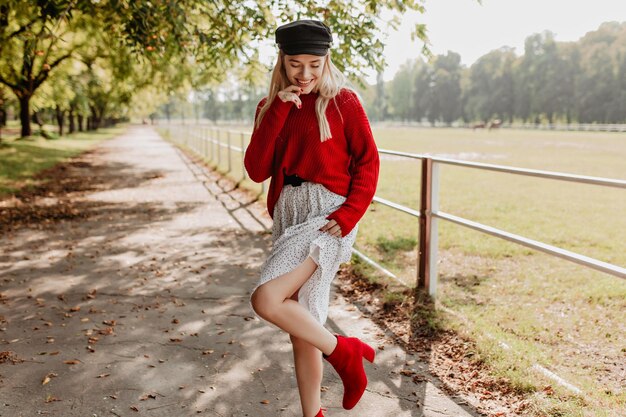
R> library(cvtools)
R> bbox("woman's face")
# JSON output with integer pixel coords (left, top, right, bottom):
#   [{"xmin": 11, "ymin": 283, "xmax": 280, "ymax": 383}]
[{"xmin": 284, "ymin": 54, "xmax": 326, "ymax": 94}]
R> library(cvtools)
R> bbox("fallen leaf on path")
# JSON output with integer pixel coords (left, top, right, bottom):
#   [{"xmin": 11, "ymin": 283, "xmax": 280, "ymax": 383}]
[
  {"xmin": 42, "ymin": 373, "xmax": 57, "ymax": 385},
  {"xmin": 0, "ymin": 351, "xmax": 23, "ymax": 364},
  {"xmin": 98, "ymin": 327, "xmax": 114, "ymax": 335},
  {"xmin": 45, "ymin": 394, "xmax": 61, "ymax": 403}
]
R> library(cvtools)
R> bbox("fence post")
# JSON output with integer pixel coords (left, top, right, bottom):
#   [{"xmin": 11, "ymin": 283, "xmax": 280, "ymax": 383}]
[
  {"xmin": 227, "ymin": 131, "xmax": 232, "ymax": 173},
  {"xmin": 209, "ymin": 129, "xmax": 214, "ymax": 162},
  {"xmin": 217, "ymin": 130, "xmax": 221, "ymax": 168},
  {"xmin": 417, "ymin": 158, "xmax": 440, "ymax": 297}
]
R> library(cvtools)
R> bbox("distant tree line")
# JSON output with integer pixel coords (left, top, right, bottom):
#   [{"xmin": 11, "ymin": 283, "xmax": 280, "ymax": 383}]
[{"xmin": 371, "ymin": 22, "xmax": 626, "ymax": 125}]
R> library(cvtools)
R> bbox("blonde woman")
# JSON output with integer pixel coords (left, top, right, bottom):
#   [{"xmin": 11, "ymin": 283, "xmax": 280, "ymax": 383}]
[{"xmin": 244, "ymin": 19, "xmax": 380, "ymax": 417}]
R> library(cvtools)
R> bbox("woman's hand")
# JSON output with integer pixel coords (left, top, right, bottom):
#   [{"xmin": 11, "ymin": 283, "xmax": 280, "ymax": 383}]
[
  {"xmin": 320, "ymin": 219, "xmax": 342, "ymax": 238},
  {"xmin": 277, "ymin": 85, "xmax": 303, "ymax": 109}
]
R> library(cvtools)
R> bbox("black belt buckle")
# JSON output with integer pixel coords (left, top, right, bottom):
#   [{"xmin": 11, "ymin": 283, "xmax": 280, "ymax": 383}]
[{"xmin": 284, "ymin": 174, "xmax": 306, "ymax": 187}]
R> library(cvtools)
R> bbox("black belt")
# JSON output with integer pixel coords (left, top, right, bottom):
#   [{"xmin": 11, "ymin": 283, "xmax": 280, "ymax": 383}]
[{"xmin": 284, "ymin": 173, "xmax": 307, "ymax": 187}]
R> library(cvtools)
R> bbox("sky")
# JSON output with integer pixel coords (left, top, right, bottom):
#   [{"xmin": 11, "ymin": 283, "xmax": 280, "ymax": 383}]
[{"xmin": 370, "ymin": 0, "xmax": 626, "ymax": 83}]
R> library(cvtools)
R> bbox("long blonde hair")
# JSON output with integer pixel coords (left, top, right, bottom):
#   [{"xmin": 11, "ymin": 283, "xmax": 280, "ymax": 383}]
[{"xmin": 255, "ymin": 50, "xmax": 349, "ymax": 142}]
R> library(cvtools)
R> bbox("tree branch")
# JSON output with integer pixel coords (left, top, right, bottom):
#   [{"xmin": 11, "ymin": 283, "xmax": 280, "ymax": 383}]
[
  {"xmin": 6, "ymin": 17, "xmax": 38, "ymax": 40},
  {"xmin": 34, "ymin": 52, "xmax": 73, "ymax": 89},
  {"xmin": 0, "ymin": 74, "xmax": 20, "ymax": 93}
]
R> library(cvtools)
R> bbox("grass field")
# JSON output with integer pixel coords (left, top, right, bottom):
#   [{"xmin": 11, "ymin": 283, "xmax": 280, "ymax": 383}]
[
  {"xmin": 0, "ymin": 121, "xmax": 126, "ymax": 197},
  {"xmin": 161, "ymin": 123, "xmax": 626, "ymax": 416}
]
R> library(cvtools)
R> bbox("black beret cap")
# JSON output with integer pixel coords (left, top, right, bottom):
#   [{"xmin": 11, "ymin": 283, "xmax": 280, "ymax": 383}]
[{"xmin": 275, "ymin": 20, "xmax": 332, "ymax": 56}]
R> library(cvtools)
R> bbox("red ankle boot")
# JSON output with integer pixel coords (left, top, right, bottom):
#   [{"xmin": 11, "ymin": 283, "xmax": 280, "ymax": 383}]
[
  {"xmin": 324, "ymin": 335, "xmax": 375, "ymax": 409},
  {"xmin": 314, "ymin": 408, "xmax": 324, "ymax": 417}
]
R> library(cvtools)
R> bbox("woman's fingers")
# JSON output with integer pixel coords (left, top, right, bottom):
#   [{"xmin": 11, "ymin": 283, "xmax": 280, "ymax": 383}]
[
  {"xmin": 329, "ymin": 225, "xmax": 341, "ymax": 237},
  {"xmin": 285, "ymin": 85, "xmax": 303, "ymax": 95},
  {"xmin": 320, "ymin": 220, "xmax": 342, "ymax": 237},
  {"xmin": 277, "ymin": 91, "xmax": 302, "ymax": 108},
  {"xmin": 278, "ymin": 85, "xmax": 304, "ymax": 107}
]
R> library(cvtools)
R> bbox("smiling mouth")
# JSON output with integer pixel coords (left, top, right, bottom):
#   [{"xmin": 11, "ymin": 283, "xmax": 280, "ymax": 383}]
[{"xmin": 296, "ymin": 79, "xmax": 314, "ymax": 87}]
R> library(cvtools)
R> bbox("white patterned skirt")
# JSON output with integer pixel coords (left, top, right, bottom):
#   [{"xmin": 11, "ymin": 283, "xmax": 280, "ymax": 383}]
[{"xmin": 251, "ymin": 181, "xmax": 358, "ymax": 325}]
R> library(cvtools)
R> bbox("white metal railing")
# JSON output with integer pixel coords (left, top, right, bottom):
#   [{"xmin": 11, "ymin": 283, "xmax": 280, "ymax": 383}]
[
  {"xmin": 374, "ymin": 120, "xmax": 626, "ymax": 132},
  {"xmin": 164, "ymin": 124, "xmax": 626, "ymax": 296}
]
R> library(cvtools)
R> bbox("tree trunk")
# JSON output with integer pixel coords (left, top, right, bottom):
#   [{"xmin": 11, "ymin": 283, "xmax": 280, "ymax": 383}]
[
  {"xmin": 0, "ymin": 100, "xmax": 5, "ymax": 143},
  {"xmin": 78, "ymin": 114, "xmax": 84, "ymax": 131},
  {"xmin": 19, "ymin": 94, "xmax": 32, "ymax": 137},
  {"xmin": 55, "ymin": 106, "xmax": 65, "ymax": 136},
  {"xmin": 68, "ymin": 109, "xmax": 75, "ymax": 133},
  {"xmin": 89, "ymin": 106, "xmax": 102, "ymax": 130}
]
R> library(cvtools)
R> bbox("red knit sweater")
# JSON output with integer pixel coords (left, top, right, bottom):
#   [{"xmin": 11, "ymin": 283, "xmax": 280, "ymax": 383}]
[{"xmin": 244, "ymin": 88, "xmax": 379, "ymax": 237}]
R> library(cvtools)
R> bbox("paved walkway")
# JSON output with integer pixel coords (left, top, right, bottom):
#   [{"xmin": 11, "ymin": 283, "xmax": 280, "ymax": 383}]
[{"xmin": 0, "ymin": 127, "xmax": 476, "ymax": 416}]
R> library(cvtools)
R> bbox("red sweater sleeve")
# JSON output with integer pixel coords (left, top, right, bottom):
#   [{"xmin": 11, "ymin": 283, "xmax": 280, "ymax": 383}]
[
  {"xmin": 326, "ymin": 91, "xmax": 380, "ymax": 236},
  {"xmin": 244, "ymin": 97, "xmax": 293, "ymax": 182}
]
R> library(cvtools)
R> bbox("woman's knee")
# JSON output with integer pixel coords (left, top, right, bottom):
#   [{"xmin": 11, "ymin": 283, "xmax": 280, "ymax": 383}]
[{"xmin": 250, "ymin": 284, "xmax": 276, "ymax": 319}]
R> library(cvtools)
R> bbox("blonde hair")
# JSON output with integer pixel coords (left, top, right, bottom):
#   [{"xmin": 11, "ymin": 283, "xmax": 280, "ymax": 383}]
[{"xmin": 255, "ymin": 50, "xmax": 349, "ymax": 142}]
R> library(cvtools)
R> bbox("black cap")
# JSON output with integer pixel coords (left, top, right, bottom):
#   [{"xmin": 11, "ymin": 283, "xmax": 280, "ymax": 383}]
[{"xmin": 275, "ymin": 20, "xmax": 332, "ymax": 56}]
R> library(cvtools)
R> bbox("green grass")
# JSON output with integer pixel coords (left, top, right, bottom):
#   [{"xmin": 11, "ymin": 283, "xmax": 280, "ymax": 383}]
[
  {"xmin": 0, "ymin": 124, "xmax": 126, "ymax": 197},
  {"xmin": 160, "ymin": 124, "xmax": 626, "ymax": 416}
]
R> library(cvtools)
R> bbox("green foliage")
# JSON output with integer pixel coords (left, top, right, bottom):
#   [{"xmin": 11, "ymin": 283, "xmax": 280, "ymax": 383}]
[{"xmin": 0, "ymin": 0, "xmax": 430, "ymax": 136}]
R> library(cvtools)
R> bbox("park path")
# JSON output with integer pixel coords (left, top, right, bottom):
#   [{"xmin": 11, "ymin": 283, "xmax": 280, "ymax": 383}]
[{"xmin": 0, "ymin": 126, "xmax": 476, "ymax": 417}]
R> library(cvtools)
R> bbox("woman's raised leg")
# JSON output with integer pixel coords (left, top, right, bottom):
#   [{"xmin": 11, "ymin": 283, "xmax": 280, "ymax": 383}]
[{"xmin": 250, "ymin": 256, "xmax": 337, "ymax": 355}]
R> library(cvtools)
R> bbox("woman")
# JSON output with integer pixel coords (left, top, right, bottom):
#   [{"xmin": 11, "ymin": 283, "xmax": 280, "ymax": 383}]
[{"xmin": 244, "ymin": 19, "xmax": 380, "ymax": 417}]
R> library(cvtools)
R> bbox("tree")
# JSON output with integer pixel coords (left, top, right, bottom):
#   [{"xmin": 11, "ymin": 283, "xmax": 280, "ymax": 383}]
[
  {"xmin": 0, "ymin": 86, "xmax": 8, "ymax": 142},
  {"xmin": 371, "ymin": 71, "xmax": 387, "ymax": 121},
  {"xmin": 412, "ymin": 63, "xmax": 431, "ymax": 123},
  {"xmin": 466, "ymin": 47, "xmax": 516, "ymax": 123},
  {"xmin": 430, "ymin": 52, "xmax": 462, "ymax": 125},
  {"xmin": 388, "ymin": 60, "xmax": 416, "ymax": 121},
  {"xmin": 0, "ymin": 2, "xmax": 89, "ymax": 137}
]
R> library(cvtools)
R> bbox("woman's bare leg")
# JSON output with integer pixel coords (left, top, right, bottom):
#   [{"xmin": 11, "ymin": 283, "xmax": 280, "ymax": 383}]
[
  {"xmin": 250, "ymin": 256, "xmax": 337, "ymax": 355},
  {"xmin": 289, "ymin": 292, "xmax": 323, "ymax": 417}
]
